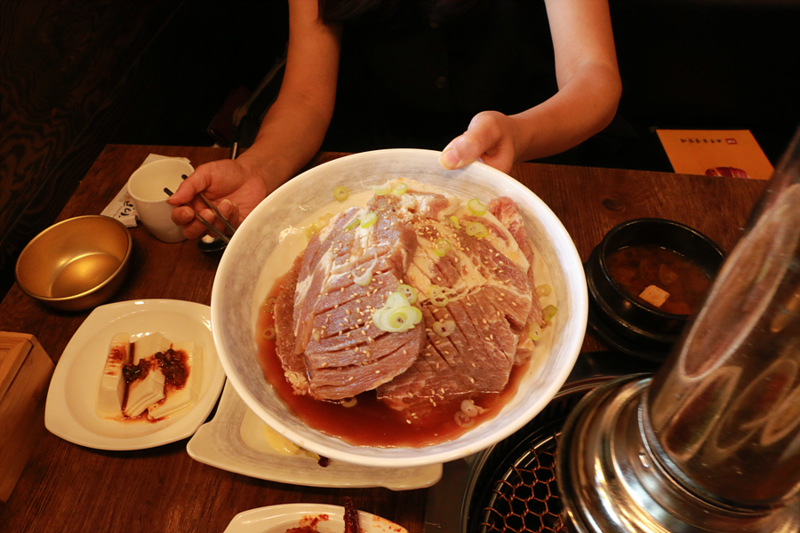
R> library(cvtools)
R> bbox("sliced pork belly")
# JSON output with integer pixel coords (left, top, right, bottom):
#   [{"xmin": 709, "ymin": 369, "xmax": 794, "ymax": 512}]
[
  {"xmin": 377, "ymin": 187, "xmax": 535, "ymax": 413},
  {"xmin": 275, "ymin": 179, "xmax": 541, "ymax": 412},
  {"xmin": 274, "ymin": 251, "xmax": 307, "ymax": 394},
  {"xmin": 287, "ymin": 193, "xmax": 422, "ymax": 401},
  {"xmin": 487, "ymin": 196, "xmax": 545, "ymax": 362}
]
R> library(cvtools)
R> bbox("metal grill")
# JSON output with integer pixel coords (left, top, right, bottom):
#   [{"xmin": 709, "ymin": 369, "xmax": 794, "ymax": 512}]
[
  {"xmin": 480, "ymin": 432, "xmax": 567, "ymax": 533},
  {"xmin": 462, "ymin": 378, "xmax": 611, "ymax": 533}
]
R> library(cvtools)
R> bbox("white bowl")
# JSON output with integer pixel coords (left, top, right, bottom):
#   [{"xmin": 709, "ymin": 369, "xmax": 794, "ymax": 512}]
[{"xmin": 211, "ymin": 149, "xmax": 587, "ymax": 467}]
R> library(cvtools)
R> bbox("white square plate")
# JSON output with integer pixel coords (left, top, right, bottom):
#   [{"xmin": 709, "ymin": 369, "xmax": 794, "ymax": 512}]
[
  {"xmin": 45, "ymin": 299, "xmax": 226, "ymax": 450},
  {"xmin": 187, "ymin": 380, "xmax": 442, "ymax": 490}
]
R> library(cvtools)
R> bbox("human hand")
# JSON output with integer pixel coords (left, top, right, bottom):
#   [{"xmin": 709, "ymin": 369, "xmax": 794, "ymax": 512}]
[
  {"xmin": 439, "ymin": 111, "xmax": 518, "ymax": 174},
  {"xmin": 167, "ymin": 158, "xmax": 269, "ymax": 240}
]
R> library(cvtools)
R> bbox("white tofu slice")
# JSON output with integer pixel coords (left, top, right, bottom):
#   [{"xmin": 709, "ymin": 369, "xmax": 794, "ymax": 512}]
[
  {"xmin": 639, "ymin": 285, "xmax": 670, "ymax": 308},
  {"xmin": 125, "ymin": 369, "xmax": 165, "ymax": 418},
  {"xmin": 123, "ymin": 333, "xmax": 170, "ymax": 418},
  {"xmin": 131, "ymin": 332, "xmax": 170, "ymax": 364},
  {"xmin": 96, "ymin": 333, "xmax": 130, "ymax": 419},
  {"xmin": 147, "ymin": 342, "xmax": 203, "ymax": 420}
]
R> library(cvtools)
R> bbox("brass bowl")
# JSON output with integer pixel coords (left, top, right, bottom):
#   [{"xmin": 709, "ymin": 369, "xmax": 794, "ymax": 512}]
[{"xmin": 16, "ymin": 215, "xmax": 133, "ymax": 311}]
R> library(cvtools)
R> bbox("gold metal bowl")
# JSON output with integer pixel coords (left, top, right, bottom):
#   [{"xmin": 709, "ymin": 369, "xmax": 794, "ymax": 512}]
[{"xmin": 15, "ymin": 215, "xmax": 132, "ymax": 311}]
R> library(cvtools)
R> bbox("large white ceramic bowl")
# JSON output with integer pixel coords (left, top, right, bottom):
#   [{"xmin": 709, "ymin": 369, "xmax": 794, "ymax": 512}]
[{"xmin": 212, "ymin": 149, "xmax": 587, "ymax": 467}]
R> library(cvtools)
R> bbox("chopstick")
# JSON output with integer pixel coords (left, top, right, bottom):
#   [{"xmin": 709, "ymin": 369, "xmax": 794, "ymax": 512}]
[
  {"xmin": 180, "ymin": 174, "xmax": 238, "ymax": 235},
  {"xmin": 163, "ymin": 187, "xmax": 230, "ymax": 243}
]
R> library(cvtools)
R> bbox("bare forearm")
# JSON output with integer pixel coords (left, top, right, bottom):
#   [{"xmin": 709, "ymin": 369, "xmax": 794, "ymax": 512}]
[
  {"xmin": 510, "ymin": 59, "xmax": 621, "ymax": 161},
  {"xmin": 236, "ymin": 91, "xmax": 334, "ymax": 193}
]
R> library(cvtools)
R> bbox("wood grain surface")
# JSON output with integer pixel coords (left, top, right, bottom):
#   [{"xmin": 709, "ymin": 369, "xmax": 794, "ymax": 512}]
[
  {"xmin": 0, "ymin": 0, "xmax": 290, "ymax": 303},
  {"xmin": 0, "ymin": 145, "xmax": 766, "ymax": 533}
]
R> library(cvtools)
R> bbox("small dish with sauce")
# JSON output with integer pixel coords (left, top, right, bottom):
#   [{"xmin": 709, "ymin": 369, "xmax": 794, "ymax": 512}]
[{"xmin": 585, "ymin": 218, "xmax": 724, "ymax": 361}]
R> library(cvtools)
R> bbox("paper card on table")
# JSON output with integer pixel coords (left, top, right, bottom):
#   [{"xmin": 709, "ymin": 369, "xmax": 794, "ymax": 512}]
[{"xmin": 655, "ymin": 129, "xmax": 774, "ymax": 180}]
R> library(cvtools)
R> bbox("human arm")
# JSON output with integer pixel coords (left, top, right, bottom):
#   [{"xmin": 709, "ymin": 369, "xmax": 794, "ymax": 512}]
[
  {"xmin": 168, "ymin": 0, "xmax": 342, "ymax": 239},
  {"xmin": 439, "ymin": 0, "xmax": 622, "ymax": 173}
]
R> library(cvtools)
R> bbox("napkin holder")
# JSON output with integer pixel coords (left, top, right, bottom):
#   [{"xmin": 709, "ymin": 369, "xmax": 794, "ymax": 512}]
[{"xmin": 0, "ymin": 332, "xmax": 54, "ymax": 502}]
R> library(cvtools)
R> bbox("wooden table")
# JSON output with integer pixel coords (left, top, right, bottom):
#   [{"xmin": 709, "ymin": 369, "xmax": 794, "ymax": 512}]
[{"xmin": 0, "ymin": 144, "xmax": 766, "ymax": 533}]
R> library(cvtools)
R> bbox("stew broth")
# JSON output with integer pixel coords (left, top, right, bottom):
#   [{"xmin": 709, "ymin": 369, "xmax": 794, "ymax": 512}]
[{"xmin": 605, "ymin": 244, "xmax": 712, "ymax": 315}]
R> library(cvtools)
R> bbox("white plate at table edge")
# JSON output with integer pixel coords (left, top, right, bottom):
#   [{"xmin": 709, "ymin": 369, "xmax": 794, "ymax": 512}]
[
  {"xmin": 223, "ymin": 503, "xmax": 408, "ymax": 533},
  {"xmin": 45, "ymin": 299, "xmax": 226, "ymax": 451},
  {"xmin": 187, "ymin": 379, "xmax": 443, "ymax": 490}
]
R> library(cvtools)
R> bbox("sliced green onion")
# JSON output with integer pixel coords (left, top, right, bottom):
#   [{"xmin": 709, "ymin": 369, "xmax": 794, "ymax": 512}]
[
  {"xmin": 344, "ymin": 218, "xmax": 360, "ymax": 231},
  {"xmin": 361, "ymin": 212, "xmax": 377, "ymax": 228},
  {"xmin": 262, "ymin": 326, "xmax": 276, "ymax": 340},
  {"xmin": 340, "ymin": 397, "xmax": 357, "ymax": 408},
  {"xmin": 528, "ymin": 322, "xmax": 542, "ymax": 341},
  {"xmin": 535, "ymin": 284, "xmax": 552, "ymax": 298},
  {"xmin": 397, "ymin": 284, "xmax": 417, "ymax": 304},
  {"xmin": 465, "ymin": 221, "xmax": 489, "ymax": 239},
  {"xmin": 433, "ymin": 238, "xmax": 452, "ymax": 257},
  {"xmin": 371, "ymin": 182, "xmax": 392, "ymax": 195},
  {"xmin": 373, "ymin": 305, "xmax": 420, "ymax": 332},
  {"xmin": 371, "ymin": 287, "xmax": 423, "ymax": 333},
  {"xmin": 468, "ymin": 198, "xmax": 487, "ymax": 215},
  {"xmin": 429, "ymin": 285, "xmax": 449, "ymax": 307},
  {"xmin": 543, "ymin": 304, "xmax": 557, "ymax": 323},
  {"xmin": 385, "ymin": 292, "xmax": 409, "ymax": 308},
  {"xmin": 388, "ymin": 308, "xmax": 415, "ymax": 329},
  {"xmin": 305, "ymin": 223, "xmax": 320, "ymax": 240},
  {"xmin": 334, "ymin": 186, "xmax": 349, "ymax": 201},
  {"xmin": 449, "ymin": 216, "xmax": 461, "ymax": 229},
  {"xmin": 392, "ymin": 183, "xmax": 408, "ymax": 195},
  {"xmin": 432, "ymin": 320, "xmax": 456, "ymax": 337}
]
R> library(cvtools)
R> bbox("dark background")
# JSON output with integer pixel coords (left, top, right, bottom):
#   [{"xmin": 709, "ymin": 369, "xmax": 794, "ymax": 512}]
[{"xmin": 1, "ymin": 0, "xmax": 798, "ymax": 303}]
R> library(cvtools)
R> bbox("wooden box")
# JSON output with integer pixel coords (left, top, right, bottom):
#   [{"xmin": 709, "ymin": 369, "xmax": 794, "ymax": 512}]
[{"xmin": 0, "ymin": 332, "xmax": 54, "ymax": 502}]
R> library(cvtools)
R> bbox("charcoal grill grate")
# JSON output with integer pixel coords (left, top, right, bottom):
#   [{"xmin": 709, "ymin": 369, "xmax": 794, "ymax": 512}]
[
  {"xmin": 462, "ymin": 378, "xmax": 611, "ymax": 533},
  {"xmin": 480, "ymin": 430, "xmax": 567, "ymax": 533}
]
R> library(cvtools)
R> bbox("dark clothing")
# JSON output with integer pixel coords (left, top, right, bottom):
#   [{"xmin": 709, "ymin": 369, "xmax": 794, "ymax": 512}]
[{"xmin": 322, "ymin": 0, "xmax": 557, "ymax": 153}]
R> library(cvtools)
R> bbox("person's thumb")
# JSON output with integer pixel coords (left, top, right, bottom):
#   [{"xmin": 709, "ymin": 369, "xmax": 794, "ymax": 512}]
[{"xmin": 439, "ymin": 130, "xmax": 487, "ymax": 170}]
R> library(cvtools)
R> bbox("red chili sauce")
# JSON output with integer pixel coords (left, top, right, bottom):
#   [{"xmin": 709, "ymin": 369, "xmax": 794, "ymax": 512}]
[
  {"xmin": 120, "ymin": 345, "xmax": 190, "ymax": 420},
  {"xmin": 256, "ymin": 273, "xmax": 530, "ymax": 448},
  {"xmin": 605, "ymin": 244, "xmax": 712, "ymax": 315}
]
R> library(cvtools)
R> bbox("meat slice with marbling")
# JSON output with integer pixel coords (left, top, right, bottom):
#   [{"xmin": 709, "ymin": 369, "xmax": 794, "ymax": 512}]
[{"xmin": 285, "ymin": 193, "xmax": 422, "ymax": 401}]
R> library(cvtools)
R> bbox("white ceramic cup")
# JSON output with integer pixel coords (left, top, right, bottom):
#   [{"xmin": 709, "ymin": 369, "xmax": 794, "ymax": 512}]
[{"xmin": 127, "ymin": 158, "xmax": 194, "ymax": 243}]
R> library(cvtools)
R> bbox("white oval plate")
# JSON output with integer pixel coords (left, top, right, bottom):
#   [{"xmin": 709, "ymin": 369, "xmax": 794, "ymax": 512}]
[
  {"xmin": 45, "ymin": 299, "xmax": 226, "ymax": 450},
  {"xmin": 223, "ymin": 504, "xmax": 408, "ymax": 533},
  {"xmin": 187, "ymin": 380, "xmax": 442, "ymax": 490}
]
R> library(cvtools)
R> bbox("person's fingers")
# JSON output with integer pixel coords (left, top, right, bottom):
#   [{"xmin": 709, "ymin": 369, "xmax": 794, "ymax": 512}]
[
  {"xmin": 440, "ymin": 112, "xmax": 506, "ymax": 170},
  {"xmin": 218, "ymin": 199, "xmax": 240, "ymax": 229},
  {"xmin": 182, "ymin": 218, "xmax": 210, "ymax": 240},
  {"xmin": 166, "ymin": 167, "xmax": 216, "ymax": 206},
  {"xmin": 171, "ymin": 205, "xmax": 196, "ymax": 226},
  {"xmin": 440, "ymin": 133, "xmax": 480, "ymax": 170}
]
